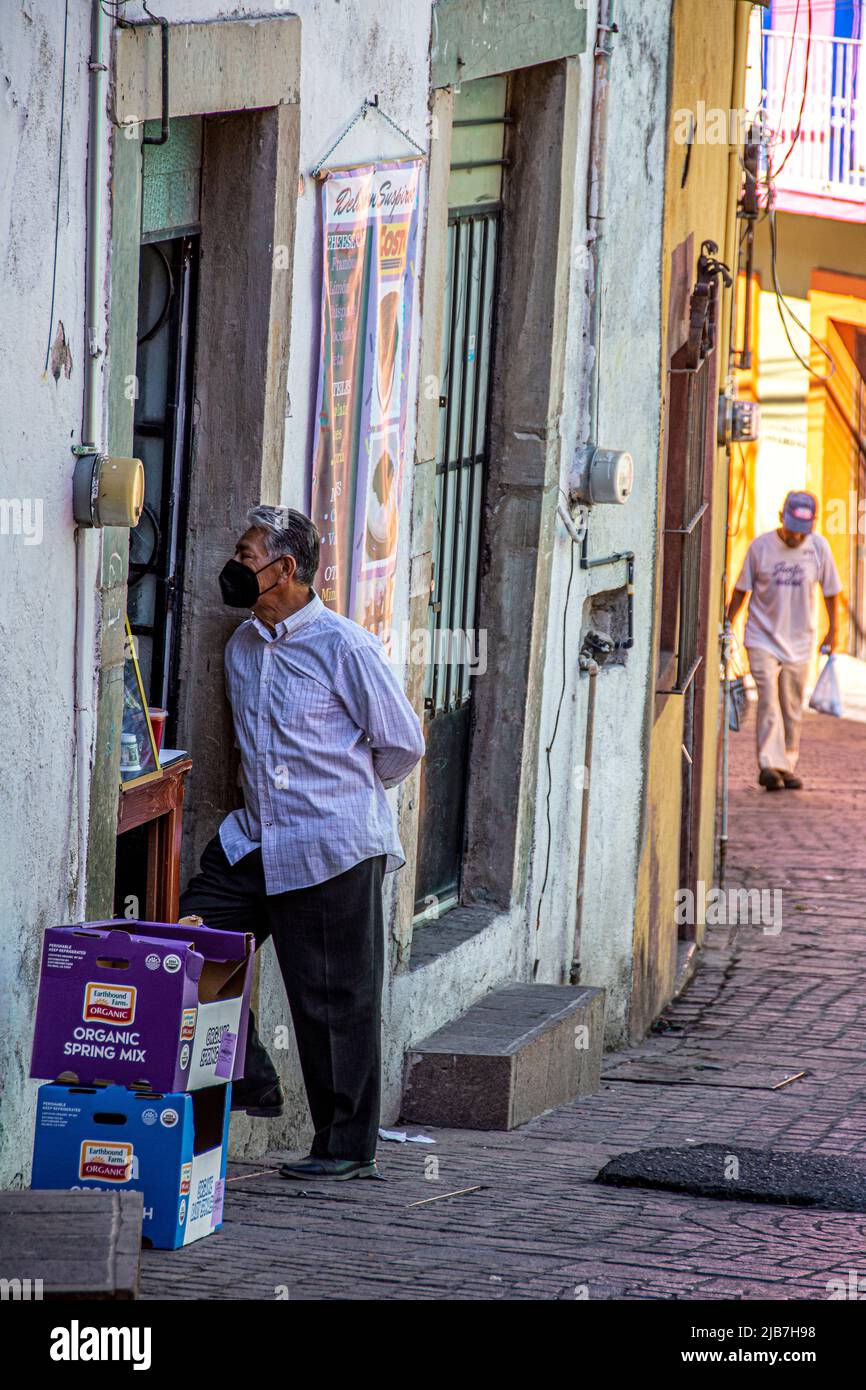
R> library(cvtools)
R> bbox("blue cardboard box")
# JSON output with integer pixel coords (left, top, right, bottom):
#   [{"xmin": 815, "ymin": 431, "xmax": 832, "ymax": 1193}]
[{"xmin": 31, "ymin": 1081, "xmax": 231, "ymax": 1249}]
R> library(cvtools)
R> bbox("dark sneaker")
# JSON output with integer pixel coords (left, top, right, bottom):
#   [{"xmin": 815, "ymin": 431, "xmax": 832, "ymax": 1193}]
[
  {"xmin": 758, "ymin": 768, "xmax": 785, "ymax": 791},
  {"xmin": 230, "ymin": 1079, "xmax": 285, "ymax": 1118},
  {"xmin": 279, "ymin": 1156, "xmax": 382, "ymax": 1181},
  {"xmin": 781, "ymin": 773, "xmax": 803, "ymax": 790}
]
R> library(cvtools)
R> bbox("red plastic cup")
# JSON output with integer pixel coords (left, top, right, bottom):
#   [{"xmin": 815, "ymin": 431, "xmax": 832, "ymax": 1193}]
[{"xmin": 148, "ymin": 708, "xmax": 168, "ymax": 754}]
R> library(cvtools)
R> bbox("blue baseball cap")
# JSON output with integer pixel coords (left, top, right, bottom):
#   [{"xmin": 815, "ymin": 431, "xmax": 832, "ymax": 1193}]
[{"xmin": 782, "ymin": 491, "xmax": 817, "ymax": 534}]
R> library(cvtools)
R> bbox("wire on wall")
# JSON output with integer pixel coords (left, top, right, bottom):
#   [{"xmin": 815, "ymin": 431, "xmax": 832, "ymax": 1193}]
[
  {"xmin": 756, "ymin": 0, "xmax": 835, "ymax": 385},
  {"xmin": 768, "ymin": 209, "xmax": 835, "ymax": 381},
  {"xmin": 728, "ymin": 442, "xmax": 749, "ymax": 539},
  {"xmin": 771, "ymin": 0, "xmax": 813, "ymax": 182},
  {"xmin": 534, "ymin": 506, "xmax": 577, "ymax": 942},
  {"xmin": 43, "ymin": 0, "xmax": 70, "ymax": 375}
]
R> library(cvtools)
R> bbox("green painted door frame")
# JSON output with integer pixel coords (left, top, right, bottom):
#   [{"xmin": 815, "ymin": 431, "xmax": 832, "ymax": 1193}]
[
  {"xmin": 431, "ymin": 0, "xmax": 587, "ymax": 88},
  {"xmin": 85, "ymin": 127, "xmax": 143, "ymax": 919}
]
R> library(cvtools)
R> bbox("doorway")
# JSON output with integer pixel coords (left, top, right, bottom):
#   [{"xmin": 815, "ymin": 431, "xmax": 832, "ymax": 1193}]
[
  {"xmin": 413, "ymin": 76, "xmax": 506, "ymax": 919},
  {"xmin": 117, "ymin": 117, "xmax": 202, "ymax": 913},
  {"xmin": 128, "ymin": 233, "xmax": 198, "ymax": 737}
]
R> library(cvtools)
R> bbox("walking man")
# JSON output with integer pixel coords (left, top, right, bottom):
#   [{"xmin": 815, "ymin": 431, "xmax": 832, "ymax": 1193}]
[
  {"xmin": 181, "ymin": 506, "xmax": 425, "ymax": 1180},
  {"xmin": 727, "ymin": 491, "xmax": 841, "ymax": 791}
]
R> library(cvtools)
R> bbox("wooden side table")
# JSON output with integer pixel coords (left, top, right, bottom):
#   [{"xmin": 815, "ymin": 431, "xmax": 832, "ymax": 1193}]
[{"xmin": 117, "ymin": 758, "xmax": 193, "ymax": 922}]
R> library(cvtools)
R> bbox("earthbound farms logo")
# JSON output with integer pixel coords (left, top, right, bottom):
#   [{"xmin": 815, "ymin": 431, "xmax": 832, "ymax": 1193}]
[
  {"xmin": 79, "ymin": 1140, "xmax": 134, "ymax": 1183},
  {"xmin": 83, "ymin": 982, "xmax": 137, "ymax": 1026},
  {"xmin": 180, "ymin": 1007, "xmax": 197, "ymax": 1041}
]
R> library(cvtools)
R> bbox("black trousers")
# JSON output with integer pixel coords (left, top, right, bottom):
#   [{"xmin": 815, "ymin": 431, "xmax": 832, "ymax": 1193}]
[{"xmin": 180, "ymin": 835, "xmax": 385, "ymax": 1162}]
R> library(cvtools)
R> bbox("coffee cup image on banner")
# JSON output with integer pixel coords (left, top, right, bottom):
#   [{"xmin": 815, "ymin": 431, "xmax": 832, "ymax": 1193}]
[
  {"xmin": 373, "ymin": 288, "xmax": 402, "ymax": 425},
  {"xmin": 364, "ymin": 434, "xmax": 400, "ymax": 565}
]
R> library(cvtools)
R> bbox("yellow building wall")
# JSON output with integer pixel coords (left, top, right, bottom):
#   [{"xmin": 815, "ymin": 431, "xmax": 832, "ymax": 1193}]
[
  {"xmin": 732, "ymin": 267, "xmax": 866, "ymax": 665},
  {"xmin": 728, "ymin": 272, "xmax": 760, "ymax": 593},
  {"xmin": 808, "ymin": 284, "xmax": 866, "ymax": 655},
  {"xmin": 730, "ymin": 286, "xmax": 810, "ymax": 607},
  {"xmin": 744, "ymin": 217, "xmax": 866, "ymax": 660},
  {"xmin": 752, "ymin": 209, "xmax": 866, "ymax": 301},
  {"xmin": 630, "ymin": 0, "xmax": 751, "ymax": 1039}
]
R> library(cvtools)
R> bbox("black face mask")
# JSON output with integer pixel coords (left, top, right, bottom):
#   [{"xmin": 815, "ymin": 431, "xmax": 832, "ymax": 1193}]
[{"xmin": 218, "ymin": 556, "xmax": 283, "ymax": 609}]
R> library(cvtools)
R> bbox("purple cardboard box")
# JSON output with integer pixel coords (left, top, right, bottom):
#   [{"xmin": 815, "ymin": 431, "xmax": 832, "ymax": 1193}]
[{"xmin": 30, "ymin": 919, "xmax": 254, "ymax": 1092}]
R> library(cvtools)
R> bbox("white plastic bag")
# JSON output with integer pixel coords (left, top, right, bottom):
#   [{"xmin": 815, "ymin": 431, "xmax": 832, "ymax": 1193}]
[
  {"xmin": 809, "ymin": 654, "xmax": 842, "ymax": 717},
  {"xmin": 816, "ymin": 653, "xmax": 866, "ymax": 721}
]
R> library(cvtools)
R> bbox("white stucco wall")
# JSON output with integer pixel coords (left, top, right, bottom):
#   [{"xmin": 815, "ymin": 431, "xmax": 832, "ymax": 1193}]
[
  {"xmin": 1, "ymin": 0, "xmax": 676, "ymax": 1182},
  {"xmin": 526, "ymin": 0, "xmax": 671, "ymax": 1044},
  {"xmin": 0, "ymin": 0, "xmax": 102, "ymax": 1185}
]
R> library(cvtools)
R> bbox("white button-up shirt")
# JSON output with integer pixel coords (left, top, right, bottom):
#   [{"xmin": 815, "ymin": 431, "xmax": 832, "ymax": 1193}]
[{"xmin": 219, "ymin": 591, "xmax": 425, "ymax": 893}]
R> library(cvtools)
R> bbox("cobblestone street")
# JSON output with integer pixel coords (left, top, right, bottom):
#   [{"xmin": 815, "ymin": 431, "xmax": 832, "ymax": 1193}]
[{"xmin": 142, "ymin": 708, "xmax": 866, "ymax": 1300}]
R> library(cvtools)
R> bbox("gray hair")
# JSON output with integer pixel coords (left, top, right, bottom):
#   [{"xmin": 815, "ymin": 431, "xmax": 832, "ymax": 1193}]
[{"xmin": 245, "ymin": 506, "xmax": 320, "ymax": 586}]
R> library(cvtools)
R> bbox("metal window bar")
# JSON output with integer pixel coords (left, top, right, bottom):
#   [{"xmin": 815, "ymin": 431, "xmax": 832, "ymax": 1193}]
[
  {"xmin": 678, "ymin": 368, "xmax": 705, "ymax": 689},
  {"xmin": 452, "ymin": 117, "xmax": 514, "ymax": 128},
  {"xmin": 449, "ymin": 160, "xmax": 511, "ymax": 171},
  {"xmin": 426, "ymin": 208, "xmax": 500, "ymax": 717},
  {"xmin": 681, "ymin": 359, "xmax": 709, "ymax": 690},
  {"xmin": 660, "ymin": 355, "xmax": 710, "ymax": 695},
  {"xmin": 659, "ymin": 238, "xmax": 728, "ymax": 696}
]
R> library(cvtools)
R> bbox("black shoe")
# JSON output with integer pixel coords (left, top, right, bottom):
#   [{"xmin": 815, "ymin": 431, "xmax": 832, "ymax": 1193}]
[
  {"xmin": 758, "ymin": 768, "xmax": 785, "ymax": 791},
  {"xmin": 279, "ymin": 1156, "xmax": 382, "ymax": 1181},
  {"xmin": 781, "ymin": 773, "xmax": 803, "ymax": 790},
  {"xmin": 230, "ymin": 1079, "xmax": 285, "ymax": 1118}
]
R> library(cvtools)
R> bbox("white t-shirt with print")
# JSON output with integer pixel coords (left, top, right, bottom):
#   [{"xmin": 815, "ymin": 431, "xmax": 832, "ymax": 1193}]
[{"xmin": 736, "ymin": 529, "xmax": 842, "ymax": 665}]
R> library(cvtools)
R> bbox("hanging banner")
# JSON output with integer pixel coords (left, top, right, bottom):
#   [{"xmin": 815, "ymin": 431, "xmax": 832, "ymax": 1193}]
[{"xmin": 309, "ymin": 159, "xmax": 422, "ymax": 647}]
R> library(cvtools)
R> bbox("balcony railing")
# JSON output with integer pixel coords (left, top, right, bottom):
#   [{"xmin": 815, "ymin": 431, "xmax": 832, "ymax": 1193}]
[{"xmin": 750, "ymin": 25, "xmax": 866, "ymax": 217}]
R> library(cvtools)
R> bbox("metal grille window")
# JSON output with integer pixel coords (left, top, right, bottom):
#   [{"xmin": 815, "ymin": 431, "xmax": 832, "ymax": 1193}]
[
  {"xmin": 425, "ymin": 210, "xmax": 499, "ymax": 715},
  {"xmin": 658, "ymin": 242, "xmax": 730, "ymax": 694},
  {"xmin": 659, "ymin": 354, "xmax": 710, "ymax": 693}
]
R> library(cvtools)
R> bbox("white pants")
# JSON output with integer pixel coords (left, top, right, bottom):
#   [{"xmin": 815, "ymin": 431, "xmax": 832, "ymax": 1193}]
[{"xmin": 746, "ymin": 646, "xmax": 810, "ymax": 774}]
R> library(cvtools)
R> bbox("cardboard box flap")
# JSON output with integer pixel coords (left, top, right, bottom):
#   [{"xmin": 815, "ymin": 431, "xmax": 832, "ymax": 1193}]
[
  {"xmin": 69, "ymin": 924, "xmax": 195, "ymax": 953},
  {"xmin": 126, "ymin": 919, "xmax": 253, "ymax": 963},
  {"xmin": 198, "ymin": 956, "xmax": 249, "ymax": 1003},
  {"xmin": 60, "ymin": 926, "xmax": 202, "ymax": 979},
  {"xmin": 67, "ymin": 921, "xmax": 250, "ymax": 987}
]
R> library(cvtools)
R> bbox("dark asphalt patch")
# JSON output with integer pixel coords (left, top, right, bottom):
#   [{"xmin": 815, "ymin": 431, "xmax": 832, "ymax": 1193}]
[{"xmin": 596, "ymin": 1142, "xmax": 866, "ymax": 1212}]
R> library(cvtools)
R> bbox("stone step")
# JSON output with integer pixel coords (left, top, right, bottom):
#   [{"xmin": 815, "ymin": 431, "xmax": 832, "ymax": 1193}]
[
  {"xmin": 402, "ymin": 982, "xmax": 605, "ymax": 1130},
  {"xmin": 0, "ymin": 1190, "xmax": 142, "ymax": 1299}
]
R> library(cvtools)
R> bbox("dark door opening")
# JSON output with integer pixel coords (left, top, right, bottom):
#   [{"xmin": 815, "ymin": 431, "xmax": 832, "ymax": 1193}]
[{"xmin": 127, "ymin": 234, "xmax": 198, "ymax": 741}]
